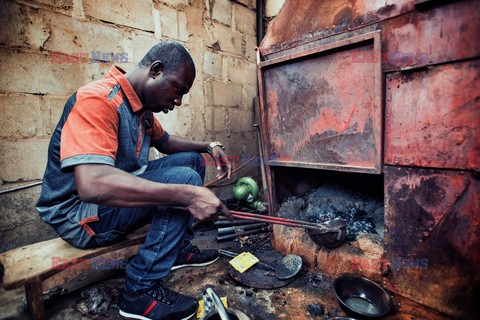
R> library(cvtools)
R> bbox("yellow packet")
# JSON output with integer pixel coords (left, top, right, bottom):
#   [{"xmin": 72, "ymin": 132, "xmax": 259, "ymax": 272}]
[
  {"xmin": 196, "ymin": 297, "xmax": 228, "ymax": 318},
  {"xmin": 229, "ymin": 252, "xmax": 259, "ymax": 273}
]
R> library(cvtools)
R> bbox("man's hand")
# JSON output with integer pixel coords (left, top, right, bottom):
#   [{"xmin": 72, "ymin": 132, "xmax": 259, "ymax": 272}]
[
  {"xmin": 186, "ymin": 187, "xmax": 233, "ymax": 221},
  {"xmin": 210, "ymin": 146, "xmax": 232, "ymax": 180}
]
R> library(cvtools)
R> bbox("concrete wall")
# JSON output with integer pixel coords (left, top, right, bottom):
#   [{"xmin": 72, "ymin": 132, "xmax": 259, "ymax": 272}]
[{"xmin": 0, "ymin": 0, "xmax": 260, "ymax": 252}]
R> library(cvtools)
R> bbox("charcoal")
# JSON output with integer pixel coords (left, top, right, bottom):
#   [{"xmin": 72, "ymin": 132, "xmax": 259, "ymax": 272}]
[
  {"xmin": 307, "ymin": 303, "xmax": 324, "ymax": 316},
  {"xmin": 280, "ymin": 181, "xmax": 383, "ymax": 238}
]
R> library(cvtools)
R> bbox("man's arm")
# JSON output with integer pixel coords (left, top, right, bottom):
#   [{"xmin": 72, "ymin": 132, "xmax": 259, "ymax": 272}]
[
  {"xmin": 154, "ymin": 134, "xmax": 232, "ymax": 179},
  {"xmin": 74, "ymin": 164, "xmax": 231, "ymax": 221},
  {"xmin": 154, "ymin": 134, "xmax": 209, "ymax": 154}
]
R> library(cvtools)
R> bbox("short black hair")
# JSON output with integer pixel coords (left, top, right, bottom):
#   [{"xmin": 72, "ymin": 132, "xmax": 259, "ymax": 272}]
[{"xmin": 138, "ymin": 40, "xmax": 195, "ymax": 75}]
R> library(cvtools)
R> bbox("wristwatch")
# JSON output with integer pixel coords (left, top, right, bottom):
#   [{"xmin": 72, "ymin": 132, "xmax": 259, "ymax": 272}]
[{"xmin": 207, "ymin": 141, "xmax": 225, "ymax": 155}]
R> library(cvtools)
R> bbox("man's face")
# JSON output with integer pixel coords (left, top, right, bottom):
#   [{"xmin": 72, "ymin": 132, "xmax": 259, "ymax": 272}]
[{"xmin": 143, "ymin": 63, "xmax": 195, "ymax": 114}]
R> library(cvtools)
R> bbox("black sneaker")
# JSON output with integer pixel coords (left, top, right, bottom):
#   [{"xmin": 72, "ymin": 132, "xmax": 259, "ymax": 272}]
[
  {"xmin": 171, "ymin": 246, "xmax": 219, "ymax": 271},
  {"xmin": 118, "ymin": 284, "xmax": 197, "ymax": 320}
]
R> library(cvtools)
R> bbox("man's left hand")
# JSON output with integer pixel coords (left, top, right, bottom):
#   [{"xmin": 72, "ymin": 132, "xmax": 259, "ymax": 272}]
[{"xmin": 210, "ymin": 146, "xmax": 231, "ymax": 179}]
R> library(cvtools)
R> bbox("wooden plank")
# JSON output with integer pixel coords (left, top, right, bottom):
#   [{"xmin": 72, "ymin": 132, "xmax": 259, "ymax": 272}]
[
  {"xmin": 25, "ymin": 278, "xmax": 45, "ymax": 320},
  {"xmin": 0, "ymin": 231, "xmax": 147, "ymax": 289},
  {"xmin": 42, "ymin": 243, "xmax": 142, "ymax": 291}
]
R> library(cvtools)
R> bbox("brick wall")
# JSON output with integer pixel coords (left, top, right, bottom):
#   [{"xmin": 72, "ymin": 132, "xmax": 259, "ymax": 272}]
[{"xmin": 0, "ymin": 0, "xmax": 260, "ymax": 251}]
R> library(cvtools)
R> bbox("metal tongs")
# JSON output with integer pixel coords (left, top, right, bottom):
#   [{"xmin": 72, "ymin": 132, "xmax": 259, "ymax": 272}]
[{"xmin": 229, "ymin": 210, "xmax": 342, "ymax": 236}]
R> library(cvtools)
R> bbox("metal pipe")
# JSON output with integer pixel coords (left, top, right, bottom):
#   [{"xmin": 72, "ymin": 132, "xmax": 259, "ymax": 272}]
[
  {"xmin": 214, "ymin": 219, "xmax": 259, "ymax": 227},
  {"xmin": 0, "ymin": 181, "xmax": 43, "ymax": 195},
  {"xmin": 256, "ymin": 0, "xmax": 264, "ymax": 46},
  {"xmin": 216, "ymin": 227, "xmax": 267, "ymax": 241},
  {"xmin": 230, "ymin": 210, "xmax": 341, "ymax": 233},
  {"xmin": 217, "ymin": 222, "xmax": 268, "ymax": 235}
]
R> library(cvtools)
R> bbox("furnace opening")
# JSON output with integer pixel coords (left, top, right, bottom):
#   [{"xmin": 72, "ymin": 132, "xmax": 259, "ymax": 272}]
[{"xmin": 272, "ymin": 166, "xmax": 384, "ymax": 242}]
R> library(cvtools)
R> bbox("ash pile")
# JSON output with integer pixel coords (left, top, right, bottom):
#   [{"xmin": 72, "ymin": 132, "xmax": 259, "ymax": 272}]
[{"xmin": 278, "ymin": 181, "xmax": 384, "ymax": 240}]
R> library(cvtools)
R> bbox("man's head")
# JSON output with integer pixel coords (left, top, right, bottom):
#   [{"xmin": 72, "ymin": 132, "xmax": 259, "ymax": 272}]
[{"xmin": 136, "ymin": 41, "xmax": 196, "ymax": 114}]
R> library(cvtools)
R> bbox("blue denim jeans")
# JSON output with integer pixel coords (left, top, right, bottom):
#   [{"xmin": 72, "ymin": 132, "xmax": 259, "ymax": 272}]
[{"xmin": 86, "ymin": 152, "xmax": 205, "ymax": 293}]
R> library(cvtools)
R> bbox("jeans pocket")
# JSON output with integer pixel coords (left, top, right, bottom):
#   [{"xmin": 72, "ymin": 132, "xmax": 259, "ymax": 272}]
[{"xmin": 94, "ymin": 229, "xmax": 128, "ymax": 247}]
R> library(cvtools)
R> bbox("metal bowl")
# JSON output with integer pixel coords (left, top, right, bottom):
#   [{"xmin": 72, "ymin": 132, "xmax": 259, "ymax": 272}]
[
  {"xmin": 306, "ymin": 219, "xmax": 347, "ymax": 248},
  {"xmin": 333, "ymin": 274, "xmax": 393, "ymax": 318}
]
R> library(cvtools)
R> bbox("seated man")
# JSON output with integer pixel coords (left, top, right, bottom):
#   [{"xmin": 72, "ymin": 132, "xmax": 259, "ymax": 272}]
[{"xmin": 37, "ymin": 41, "xmax": 232, "ymax": 320}]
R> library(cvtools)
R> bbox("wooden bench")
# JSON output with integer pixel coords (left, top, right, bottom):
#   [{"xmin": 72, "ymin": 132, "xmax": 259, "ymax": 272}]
[{"xmin": 0, "ymin": 230, "xmax": 147, "ymax": 320}]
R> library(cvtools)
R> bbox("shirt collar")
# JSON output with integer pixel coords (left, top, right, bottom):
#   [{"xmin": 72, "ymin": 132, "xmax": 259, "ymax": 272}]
[{"xmin": 108, "ymin": 65, "xmax": 143, "ymax": 112}]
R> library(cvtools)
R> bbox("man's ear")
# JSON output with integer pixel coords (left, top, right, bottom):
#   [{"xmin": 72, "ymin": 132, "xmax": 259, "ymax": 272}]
[{"xmin": 149, "ymin": 61, "xmax": 164, "ymax": 78}]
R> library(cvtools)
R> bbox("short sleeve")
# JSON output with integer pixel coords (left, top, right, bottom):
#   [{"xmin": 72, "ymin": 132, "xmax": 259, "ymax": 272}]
[
  {"xmin": 60, "ymin": 93, "xmax": 119, "ymax": 171},
  {"xmin": 151, "ymin": 116, "xmax": 168, "ymax": 146}
]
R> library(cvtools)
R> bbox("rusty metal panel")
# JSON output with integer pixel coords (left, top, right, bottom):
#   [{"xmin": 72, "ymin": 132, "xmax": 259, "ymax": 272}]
[
  {"xmin": 258, "ymin": 32, "xmax": 382, "ymax": 173},
  {"xmin": 259, "ymin": 0, "xmax": 414, "ymax": 57},
  {"xmin": 381, "ymin": 0, "xmax": 480, "ymax": 72},
  {"xmin": 385, "ymin": 60, "xmax": 480, "ymax": 170},
  {"xmin": 383, "ymin": 166, "xmax": 480, "ymax": 318}
]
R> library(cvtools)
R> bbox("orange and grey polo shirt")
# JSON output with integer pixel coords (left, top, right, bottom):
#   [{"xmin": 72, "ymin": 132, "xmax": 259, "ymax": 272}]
[{"xmin": 37, "ymin": 65, "xmax": 168, "ymax": 248}]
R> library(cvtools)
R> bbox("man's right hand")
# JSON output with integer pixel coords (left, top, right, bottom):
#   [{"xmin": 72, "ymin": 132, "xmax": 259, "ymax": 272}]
[{"xmin": 186, "ymin": 187, "xmax": 233, "ymax": 221}]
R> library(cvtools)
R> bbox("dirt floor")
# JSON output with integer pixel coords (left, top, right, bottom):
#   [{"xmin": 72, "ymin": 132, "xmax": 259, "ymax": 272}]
[{"xmin": 0, "ymin": 225, "xmax": 452, "ymax": 320}]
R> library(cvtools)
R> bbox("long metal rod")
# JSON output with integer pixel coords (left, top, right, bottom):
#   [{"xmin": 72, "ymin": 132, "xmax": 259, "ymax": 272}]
[
  {"xmin": 203, "ymin": 154, "xmax": 259, "ymax": 187},
  {"xmin": 229, "ymin": 210, "xmax": 336, "ymax": 232},
  {"xmin": 214, "ymin": 219, "xmax": 260, "ymax": 227},
  {"xmin": 254, "ymin": 123, "xmax": 269, "ymax": 198},
  {"xmin": 217, "ymin": 223, "xmax": 268, "ymax": 235},
  {"xmin": 216, "ymin": 227, "xmax": 267, "ymax": 241}
]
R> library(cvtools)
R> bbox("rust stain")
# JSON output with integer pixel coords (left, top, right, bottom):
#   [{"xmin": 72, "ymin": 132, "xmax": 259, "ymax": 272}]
[
  {"xmin": 333, "ymin": 7, "xmax": 354, "ymax": 26},
  {"xmin": 385, "ymin": 60, "xmax": 480, "ymax": 170},
  {"xmin": 259, "ymin": 0, "xmax": 415, "ymax": 56}
]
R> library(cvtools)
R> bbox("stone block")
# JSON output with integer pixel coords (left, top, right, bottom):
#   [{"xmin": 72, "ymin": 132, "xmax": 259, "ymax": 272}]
[
  {"xmin": 244, "ymin": 34, "xmax": 257, "ymax": 62},
  {"xmin": 242, "ymin": 132, "xmax": 259, "ymax": 158},
  {"xmin": 272, "ymin": 225, "xmax": 317, "ymax": 271},
  {"xmin": 178, "ymin": 11, "xmax": 189, "ymax": 42},
  {"xmin": 357, "ymin": 233, "xmax": 384, "ymax": 260},
  {"xmin": 265, "ymin": 0, "xmax": 286, "ymax": 18},
  {"xmin": 229, "ymin": 106, "xmax": 253, "ymax": 133},
  {"xmin": 203, "ymin": 106, "xmax": 214, "ymax": 134},
  {"xmin": 31, "ymin": 0, "xmax": 74, "ymax": 9},
  {"xmin": 0, "ymin": 1, "xmax": 49, "ymax": 49},
  {"xmin": 0, "ymin": 92, "xmax": 69, "ymax": 137},
  {"xmin": 204, "ymin": 51, "xmax": 222, "ymax": 78},
  {"xmin": 162, "ymin": 0, "xmax": 188, "ymax": 6},
  {"xmin": 225, "ymin": 57, "xmax": 257, "ymax": 85},
  {"xmin": 234, "ymin": 4, "xmax": 256, "ymax": 36},
  {"xmin": 213, "ymin": 107, "xmax": 227, "ymax": 132},
  {"xmin": 206, "ymin": 22, "xmax": 243, "ymax": 55},
  {"xmin": 0, "ymin": 185, "xmax": 57, "ymax": 253},
  {"xmin": 131, "ymin": 32, "xmax": 159, "ymax": 64},
  {"xmin": 47, "ymin": 95, "xmax": 72, "ymax": 134},
  {"xmin": 83, "ymin": 0, "xmax": 154, "ymax": 31},
  {"xmin": 242, "ymin": 84, "xmax": 257, "ymax": 110},
  {"xmin": 0, "ymin": 93, "xmax": 49, "ymax": 139},
  {"xmin": 212, "ymin": 0, "xmax": 232, "ymax": 26},
  {"xmin": 158, "ymin": 4, "xmax": 179, "ymax": 39},
  {"xmin": 184, "ymin": 6, "xmax": 204, "ymax": 39},
  {"xmin": 157, "ymin": 104, "xmax": 193, "ymax": 137},
  {"xmin": 0, "ymin": 48, "xmax": 111, "ymax": 95},
  {"xmin": 315, "ymin": 245, "xmax": 363, "ymax": 277},
  {"xmin": 211, "ymin": 81, "xmax": 243, "ymax": 107},
  {"xmin": 235, "ymin": 0, "xmax": 252, "ymax": 8},
  {"xmin": 21, "ymin": 6, "xmax": 133, "ymax": 57},
  {"xmin": 0, "ymin": 139, "xmax": 50, "ymax": 182}
]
